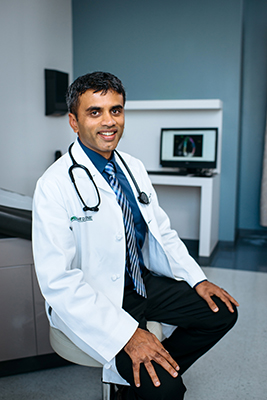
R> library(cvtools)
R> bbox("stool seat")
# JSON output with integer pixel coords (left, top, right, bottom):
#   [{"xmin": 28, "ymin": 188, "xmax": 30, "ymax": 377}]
[
  {"xmin": 50, "ymin": 321, "xmax": 163, "ymax": 400},
  {"xmin": 50, "ymin": 326, "xmax": 102, "ymax": 367},
  {"xmin": 50, "ymin": 321, "xmax": 163, "ymax": 368}
]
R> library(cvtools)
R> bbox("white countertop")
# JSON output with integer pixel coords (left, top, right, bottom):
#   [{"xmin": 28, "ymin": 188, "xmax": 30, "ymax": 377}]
[{"xmin": 0, "ymin": 188, "xmax": 32, "ymax": 210}]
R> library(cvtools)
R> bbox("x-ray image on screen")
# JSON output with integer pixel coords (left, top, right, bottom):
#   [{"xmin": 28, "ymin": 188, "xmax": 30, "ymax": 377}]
[{"xmin": 173, "ymin": 135, "xmax": 203, "ymax": 158}]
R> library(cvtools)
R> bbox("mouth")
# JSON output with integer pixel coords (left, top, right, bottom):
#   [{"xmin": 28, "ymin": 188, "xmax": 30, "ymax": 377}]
[
  {"xmin": 98, "ymin": 130, "xmax": 117, "ymax": 140},
  {"xmin": 99, "ymin": 131, "xmax": 116, "ymax": 136}
]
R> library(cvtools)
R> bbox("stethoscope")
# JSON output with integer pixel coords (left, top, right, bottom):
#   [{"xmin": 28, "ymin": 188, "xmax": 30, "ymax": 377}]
[{"xmin": 68, "ymin": 143, "xmax": 150, "ymax": 212}]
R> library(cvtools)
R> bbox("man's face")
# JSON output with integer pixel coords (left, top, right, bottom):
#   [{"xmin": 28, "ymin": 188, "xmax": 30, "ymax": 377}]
[{"xmin": 69, "ymin": 89, "xmax": 125, "ymax": 159}]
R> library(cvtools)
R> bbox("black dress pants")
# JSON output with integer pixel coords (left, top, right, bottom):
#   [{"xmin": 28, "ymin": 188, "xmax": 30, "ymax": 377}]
[{"xmin": 116, "ymin": 271, "xmax": 238, "ymax": 400}]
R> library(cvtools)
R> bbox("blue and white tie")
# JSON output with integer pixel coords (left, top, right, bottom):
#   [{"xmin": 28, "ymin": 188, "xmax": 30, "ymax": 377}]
[{"xmin": 105, "ymin": 161, "xmax": 147, "ymax": 297}]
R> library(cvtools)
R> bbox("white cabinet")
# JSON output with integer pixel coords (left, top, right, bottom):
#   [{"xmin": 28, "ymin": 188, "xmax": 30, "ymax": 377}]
[
  {"xmin": 0, "ymin": 263, "xmax": 36, "ymax": 361},
  {"xmin": 0, "ymin": 238, "xmax": 52, "ymax": 362},
  {"xmin": 148, "ymin": 173, "xmax": 220, "ymax": 257}
]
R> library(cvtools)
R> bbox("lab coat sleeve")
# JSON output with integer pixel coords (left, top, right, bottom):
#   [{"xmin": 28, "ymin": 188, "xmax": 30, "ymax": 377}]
[{"xmin": 32, "ymin": 175, "xmax": 138, "ymax": 363}]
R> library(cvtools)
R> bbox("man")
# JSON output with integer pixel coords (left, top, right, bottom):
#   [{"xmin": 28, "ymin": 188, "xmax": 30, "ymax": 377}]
[{"xmin": 33, "ymin": 72, "xmax": 238, "ymax": 400}]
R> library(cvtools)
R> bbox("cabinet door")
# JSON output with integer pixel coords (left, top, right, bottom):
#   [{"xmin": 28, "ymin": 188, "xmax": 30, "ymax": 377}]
[
  {"xmin": 32, "ymin": 267, "xmax": 53, "ymax": 355},
  {"xmin": 0, "ymin": 264, "xmax": 36, "ymax": 361}
]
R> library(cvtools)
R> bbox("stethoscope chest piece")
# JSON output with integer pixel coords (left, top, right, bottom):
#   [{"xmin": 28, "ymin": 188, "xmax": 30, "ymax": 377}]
[
  {"xmin": 114, "ymin": 150, "xmax": 150, "ymax": 206},
  {"xmin": 138, "ymin": 191, "xmax": 150, "ymax": 205}
]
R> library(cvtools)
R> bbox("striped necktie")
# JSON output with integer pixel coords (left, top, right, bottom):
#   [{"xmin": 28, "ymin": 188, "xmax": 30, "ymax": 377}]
[{"xmin": 104, "ymin": 161, "xmax": 146, "ymax": 297}]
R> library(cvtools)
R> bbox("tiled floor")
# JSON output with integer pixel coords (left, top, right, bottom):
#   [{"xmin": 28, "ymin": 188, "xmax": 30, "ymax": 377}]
[
  {"xmin": 187, "ymin": 230, "xmax": 267, "ymax": 272},
  {"xmin": 183, "ymin": 266, "xmax": 267, "ymax": 400},
  {"xmin": 209, "ymin": 234, "xmax": 267, "ymax": 272},
  {"xmin": 184, "ymin": 231, "xmax": 267, "ymax": 399},
  {"xmin": 0, "ymin": 232, "xmax": 266, "ymax": 399}
]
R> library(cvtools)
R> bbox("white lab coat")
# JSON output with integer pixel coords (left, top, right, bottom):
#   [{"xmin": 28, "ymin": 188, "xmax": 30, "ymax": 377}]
[{"xmin": 32, "ymin": 139, "xmax": 207, "ymax": 384}]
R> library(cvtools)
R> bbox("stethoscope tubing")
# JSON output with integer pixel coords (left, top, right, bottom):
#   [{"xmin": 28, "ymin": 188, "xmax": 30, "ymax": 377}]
[{"xmin": 68, "ymin": 143, "xmax": 150, "ymax": 212}]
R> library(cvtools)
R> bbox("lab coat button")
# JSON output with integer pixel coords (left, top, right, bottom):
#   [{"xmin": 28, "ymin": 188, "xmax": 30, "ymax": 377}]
[
  {"xmin": 116, "ymin": 233, "xmax": 123, "ymax": 241},
  {"xmin": 104, "ymin": 363, "xmax": 111, "ymax": 369},
  {"xmin": 111, "ymin": 274, "xmax": 117, "ymax": 281}
]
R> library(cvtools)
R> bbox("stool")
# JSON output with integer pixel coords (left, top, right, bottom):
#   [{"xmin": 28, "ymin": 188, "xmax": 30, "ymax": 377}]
[{"xmin": 50, "ymin": 321, "xmax": 163, "ymax": 400}]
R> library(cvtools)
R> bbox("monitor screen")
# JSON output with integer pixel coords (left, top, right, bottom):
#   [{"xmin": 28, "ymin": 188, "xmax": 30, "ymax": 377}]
[{"xmin": 160, "ymin": 128, "xmax": 218, "ymax": 171}]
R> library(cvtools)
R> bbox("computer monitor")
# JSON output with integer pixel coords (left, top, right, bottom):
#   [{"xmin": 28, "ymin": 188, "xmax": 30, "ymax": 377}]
[{"xmin": 160, "ymin": 128, "xmax": 218, "ymax": 172}]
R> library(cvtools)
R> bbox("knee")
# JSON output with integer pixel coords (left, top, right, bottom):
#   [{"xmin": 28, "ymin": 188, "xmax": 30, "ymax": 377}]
[
  {"xmin": 146, "ymin": 364, "xmax": 186, "ymax": 400},
  {"xmin": 229, "ymin": 305, "xmax": 238, "ymax": 328},
  {"xmin": 213, "ymin": 299, "xmax": 238, "ymax": 334},
  {"xmin": 222, "ymin": 303, "xmax": 238, "ymax": 331},
  {"xmin": 143, "ymin": 376, "xmax": 186, "ymax": 400},
  {"xmin": 135, "ymin": 363, "xmax": 186, "ymax": 400},
  {"xmin": 158, "ymin": 376, "xmax": 186, "ymax": 400}
]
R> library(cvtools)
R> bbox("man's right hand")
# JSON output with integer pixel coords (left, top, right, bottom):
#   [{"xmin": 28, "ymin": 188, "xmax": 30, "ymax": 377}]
[{"xmin": 123, "ymin": 327, "xmax": 180, "ymax": 388}]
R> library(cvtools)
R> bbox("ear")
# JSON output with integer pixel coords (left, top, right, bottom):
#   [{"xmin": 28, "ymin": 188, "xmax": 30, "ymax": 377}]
[{"xmin": 69, "ymin": 113, "xmax": 79, "ymax": 133}]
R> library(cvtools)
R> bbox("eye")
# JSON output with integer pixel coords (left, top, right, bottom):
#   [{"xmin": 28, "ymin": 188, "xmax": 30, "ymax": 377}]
[
  {"xmin": 112, "ymin": 108, "xmax": 122, "ymax": 115},
  {"xmin": 90, "ymin": 110, "xmax": 100, "ymax": 117}
]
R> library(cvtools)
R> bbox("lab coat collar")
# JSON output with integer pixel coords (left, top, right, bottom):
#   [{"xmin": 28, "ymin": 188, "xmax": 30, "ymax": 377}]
[
  {"xmin": 70, "ymin": 139, "xmax": 113, "ymax": 194},
  {"xmin": 77, "ymin": 137, "xmax": 115, "ymax": 175}
]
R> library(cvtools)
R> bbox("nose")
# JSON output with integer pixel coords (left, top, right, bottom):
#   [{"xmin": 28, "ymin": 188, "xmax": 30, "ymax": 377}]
[{"xmin": 101, "ymin": 111, "xmax": 115, "ymax": 126}]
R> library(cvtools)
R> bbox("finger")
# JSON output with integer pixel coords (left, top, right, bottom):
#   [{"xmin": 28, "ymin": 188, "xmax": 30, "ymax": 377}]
[
  {"xmin": 222, "ymin": 290, "xmax": 239, "ymax": 307},
  {"xmin": 146, "ymin": 336, "xmax": 180, "ymax": 378},
  {"xmin": 144, "ymin": 359, "xmax": 161, "ymax": 387},
  {"xmin": 157, "ymin": 345, "xmax": 180, "ymax": 372},
  {"xmin": 218, "ymin": 291, "xmax": 238, "ymax": 313},
  {"xmin": 132, "ymin": 361, "xmax": 141, "ymax": 388},
  {"xmin": 205, "ymin": 296, "xmax": 220, "ymax": 312},
  {"xmin": 220, "ymin": 296, "xmax": 235, "ymax": 313},
  {"xmin": 153, "ymin": 352, "xmax": 179, "ymax": 379},
  {"xmin": 212, "ymin": 288, "xmax": 238, "ymax": 313}
]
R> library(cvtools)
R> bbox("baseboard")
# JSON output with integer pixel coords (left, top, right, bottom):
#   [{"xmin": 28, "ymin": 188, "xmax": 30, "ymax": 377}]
[
  {"xmin": 238, "ymin": 228, "xmax": 267, "ymax": 238},
  {"xmin": 0, "ymin": 353, "xmax": 71, "ymax": 378}
]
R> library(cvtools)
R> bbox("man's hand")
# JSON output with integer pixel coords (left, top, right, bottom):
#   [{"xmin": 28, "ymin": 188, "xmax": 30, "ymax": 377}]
[
  {"xmin": 195, "ymin": 280, "xmax": 239, "ymax": 313},
  {"xmin": 124, "ymin": 327, "xmax": 179, "ymax": 388}
]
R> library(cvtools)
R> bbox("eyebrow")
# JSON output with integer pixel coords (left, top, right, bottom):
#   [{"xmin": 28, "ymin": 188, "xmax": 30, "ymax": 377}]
[
  {"xmin": 112, "ymin": 105, "xmax": 124, "ymax": 110},
  {"xmin": 85, "ymin": 106, "xmax": 101, "ymax": 113},
  {"xmin": 85, "ymin": 104, "xmax": 124, "ymax": 113}
]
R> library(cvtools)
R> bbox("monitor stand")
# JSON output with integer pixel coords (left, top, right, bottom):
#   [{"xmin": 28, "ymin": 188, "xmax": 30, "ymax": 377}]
[
  {"xmin": 191, "ymin": 169, "xmax": 215, "ymax": 177},
  {"xmin": 147, "ymin": 168, "xmax": 189, "ymax": 176}
]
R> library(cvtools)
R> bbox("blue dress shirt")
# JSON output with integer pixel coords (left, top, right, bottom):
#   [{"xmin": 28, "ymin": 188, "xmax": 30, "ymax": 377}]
[{"xmin": 78, "ymin": 139, "xmax": 147, "ymax": 286}]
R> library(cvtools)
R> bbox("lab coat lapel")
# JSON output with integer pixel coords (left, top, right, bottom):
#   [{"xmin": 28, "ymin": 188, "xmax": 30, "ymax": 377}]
[{"xmin": 114, "ymin": 151, "xmax": 152, "ymax": 225}]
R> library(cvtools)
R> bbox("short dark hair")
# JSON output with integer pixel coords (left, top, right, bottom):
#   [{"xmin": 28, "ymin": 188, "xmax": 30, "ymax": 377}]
[{"xmin": 66, "ymin": 71, "xmax": 126, "ymax": 119}]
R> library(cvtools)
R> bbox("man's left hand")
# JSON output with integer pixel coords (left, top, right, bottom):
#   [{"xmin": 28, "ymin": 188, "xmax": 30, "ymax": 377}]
[{"xmin": 195, "ymin": 280, "xmax": 239, "ymax": 313}]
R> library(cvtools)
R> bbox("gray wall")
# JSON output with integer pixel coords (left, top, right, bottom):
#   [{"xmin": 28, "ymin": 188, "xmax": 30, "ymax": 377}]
[
  {"xmin": 72, "ymin": 0, "xmax": 245, "ymax": 241},
  {"xmin": 0, "ymin": 0, "xmax": 73, "ymax": 197}
]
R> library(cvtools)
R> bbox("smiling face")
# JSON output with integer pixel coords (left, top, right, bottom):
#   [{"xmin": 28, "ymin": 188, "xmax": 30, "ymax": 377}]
[{"xmin": 68, "ymin": 89, "xmax": 125, "ymax": 159}]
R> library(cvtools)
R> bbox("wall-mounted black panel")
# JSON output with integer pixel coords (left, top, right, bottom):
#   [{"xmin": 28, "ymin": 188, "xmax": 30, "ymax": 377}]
[{"xmin": 45, "ymin": 69, "xmax": 69, "ymax": 116}]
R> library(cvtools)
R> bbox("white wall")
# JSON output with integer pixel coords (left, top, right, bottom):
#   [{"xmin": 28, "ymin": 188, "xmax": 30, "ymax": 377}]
[
  {"xmin": 118, "ymin": 100, "xmax": 222, "ymax": 240},
  {"xmin": 0, "ymin": 0, "xmax": 73, "ymax": 197}
]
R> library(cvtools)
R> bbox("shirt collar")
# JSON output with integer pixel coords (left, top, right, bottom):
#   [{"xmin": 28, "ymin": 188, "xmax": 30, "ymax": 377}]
[{"xmin": 78, "ymin": 137, "xmax": 116, "ymax": 174}]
